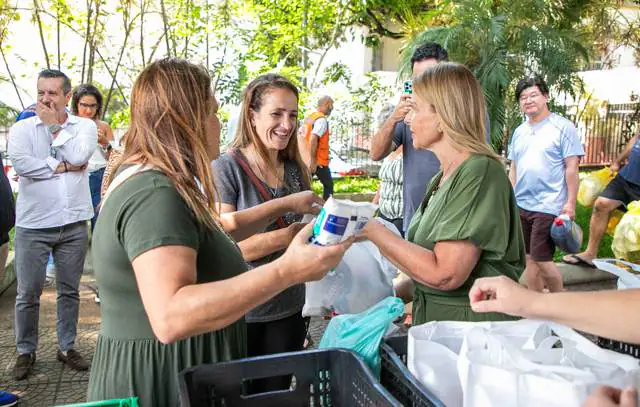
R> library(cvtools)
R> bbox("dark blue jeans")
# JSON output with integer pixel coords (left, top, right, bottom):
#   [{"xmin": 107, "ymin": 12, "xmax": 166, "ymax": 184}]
[{"xmin": 89, "ymin": 168, "xmax": 105, "ymax": 232}]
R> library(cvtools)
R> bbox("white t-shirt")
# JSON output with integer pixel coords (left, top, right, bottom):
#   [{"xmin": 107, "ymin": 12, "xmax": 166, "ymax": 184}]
[{"xmin": 311, "ymin": 117, "xmax": 328, "ymax": 137}]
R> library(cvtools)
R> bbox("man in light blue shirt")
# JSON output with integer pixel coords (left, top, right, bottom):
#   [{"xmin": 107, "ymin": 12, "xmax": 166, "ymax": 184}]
[{"xmin": 508, "ymin": 76, "xmax": 584, "ymax": 293}]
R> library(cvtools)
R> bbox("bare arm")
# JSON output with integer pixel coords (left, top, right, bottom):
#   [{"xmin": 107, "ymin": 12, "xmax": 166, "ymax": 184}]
[
  {"xmin": 98, "ymin": 121, "xmax": 115, "ymax": 160},
  {"xmin": 217, "ymin": 191, "xmax": 322, "ymax": 241},
  {"xmin": 613, "ymin": 135, "xmax": 638, "ymax": 170},
  {"xmin": 509, "ymin": 160, "xmax": 517, "ymax": 187},
  {"xmin": 133, "ymin": 223, "xmax": 352, "ymax": 344},
  {"xmin": 562, "ymin": 156, "xmax": 580, "ymax": 219},
  {"xmin": 219, "ymin": 202, "xmax": 302, "ymax": 262},
  {"xmin": 361, "ymin": 220, "xmax": 481, "ymax": 291},
  {"xmin": 308, "ymin": 135, "xmax": 318, "ymax": 172},
  {"xmin": 470, "ymin": 276, "xmax": 640, "ymax": 344},
  {"xmin": 370, "ymin": 94, "xmax": 411, "ymax": 161},
  {"xmin": 372, "ymin": 182, "xmax": 382, "ymax": 205}
]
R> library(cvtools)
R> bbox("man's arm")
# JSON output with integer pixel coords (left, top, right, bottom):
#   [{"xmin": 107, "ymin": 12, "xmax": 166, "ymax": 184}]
[
  {"xmin": 370, "ymin": 94, "xmax": 411, "ymax": 161},
  {"xmin": 563, "ymin": 156, "xmax": 581, "ymax": 219},
  {"xmin": 308, "ymin": 136, "xmax": 318, "ymax": 173},
  {"xmin": 8, "ymin": 124, "xmax": 59, "ymax": 179},
  {"xmin": 52, "ymin": 120, "xmax": 98, "ymax": 166},
  {"xmin": 611, "ymin": 135, "xmax": 638, "ymax": 172}
]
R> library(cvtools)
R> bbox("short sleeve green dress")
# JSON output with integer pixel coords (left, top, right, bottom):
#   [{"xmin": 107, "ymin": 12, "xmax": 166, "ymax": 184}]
[
  {"xmin": 87, "ymin": 170, "xmax": 248, "ymax": 407},
  {"xmin": 406, "ymin": 155, "xmax": 526, "ymax": 325}
]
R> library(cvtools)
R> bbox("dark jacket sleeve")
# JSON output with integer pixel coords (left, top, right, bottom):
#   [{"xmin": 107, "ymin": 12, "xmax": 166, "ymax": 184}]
[{"xmin": 0, "ymin": 166, "xmax": 15, "ymax": 235}]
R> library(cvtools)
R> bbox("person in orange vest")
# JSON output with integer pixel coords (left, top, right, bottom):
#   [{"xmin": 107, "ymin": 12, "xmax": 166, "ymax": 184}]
[{"xmin": 301, "ymin": 96, "xmax": 334, "ymax": 200}]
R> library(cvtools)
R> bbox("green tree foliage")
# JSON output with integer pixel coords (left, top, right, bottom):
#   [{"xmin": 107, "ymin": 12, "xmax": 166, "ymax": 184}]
[{"xmin": 398, "ymin": 0, "xmax": 636, "ymax": 150}]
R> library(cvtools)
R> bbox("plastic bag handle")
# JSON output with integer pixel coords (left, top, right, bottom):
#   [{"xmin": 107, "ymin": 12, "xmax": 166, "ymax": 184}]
[
  {"xmin": 592, "ymin": 259, "xmax": 640, "ymax": 288},
  {"xmin": 467, "ymin": 327, "xmax": 598, "ymax": 381},
  {"xmin": 593, "ymin": 258, "xmax": 640, "ymax": 272}
]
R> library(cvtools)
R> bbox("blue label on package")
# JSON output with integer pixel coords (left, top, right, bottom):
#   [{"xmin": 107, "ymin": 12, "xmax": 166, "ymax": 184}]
[{"xmin": 323, "ymin": 214, "xmax": 349, "ymax": 236}]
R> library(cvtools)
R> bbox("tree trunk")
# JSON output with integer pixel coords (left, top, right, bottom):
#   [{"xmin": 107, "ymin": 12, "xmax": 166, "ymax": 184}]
[
  {"xmin": 56, "ymin": 1, "xmax": 61, "ymax": 69},
  {"xmin": 87, "ymin": 0, "xmax": 101, "ymax": 83},
  {"xmin": 160, "ymin": 0, "xmax": 172, "ymax": 57},
  {"xmin": 81, "ymin": 0, "xmax": 92, "ymax": 83},
  {"xmin": 205, "ymin": 0, "xmax": 209, "ymax": 68},
  {"xmin": 0, "ymin": 45, "xmax": 25, "ymax": 110},
  {"xmin": 309, "ymin": 4, "xmax": 346, "ymax": 89},
  {"xmin": 33, "ymin": 0, "xmax": 51, "ymax": 69},
  {"xmin": 140, "ymin": 0, "xmax": 146, "ymax": 63},
  {"xmin": 183, "ymin": 0, "xmax": 191, "ymax": 58},
  {"xmin": 103, "ymin": 13, "xmax": 134, "ymax": 118},
  {"xmin": 147, "ymin": 31, "xmax": 166, "ymax": 65}
]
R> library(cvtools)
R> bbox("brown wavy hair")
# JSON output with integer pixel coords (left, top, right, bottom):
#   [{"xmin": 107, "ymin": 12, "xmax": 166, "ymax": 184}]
[
  {"xmin": 104, "ymin": 58, "xmax": 219, "ymax": 229},
  {"xmin": 231, "ymin": 73, "xmax": 311, "ymax": 188},
  {"xmin": 413, "ymin": 62, "xmax": 498, "ymax": 160}
]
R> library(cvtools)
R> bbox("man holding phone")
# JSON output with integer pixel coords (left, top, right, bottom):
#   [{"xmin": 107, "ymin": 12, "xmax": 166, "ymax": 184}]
[
  {"xmin": 8, "ymin": 69, "xmax": 96, "ymax": 380},
  {"xmin": 370, "ymin": 42, "xmax": 449, "ymax": 235}
]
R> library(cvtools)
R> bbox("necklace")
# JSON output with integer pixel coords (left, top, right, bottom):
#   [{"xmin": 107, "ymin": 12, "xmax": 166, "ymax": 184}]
[{"xmin": 247, "ymin": 150, "xmax": 283, "ymax": 197}]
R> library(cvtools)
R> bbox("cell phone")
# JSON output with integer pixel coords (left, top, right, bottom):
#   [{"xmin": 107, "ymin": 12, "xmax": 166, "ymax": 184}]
[{"xmin": 403, "ymin": 80, "xmax": 413, "ymax": 95}]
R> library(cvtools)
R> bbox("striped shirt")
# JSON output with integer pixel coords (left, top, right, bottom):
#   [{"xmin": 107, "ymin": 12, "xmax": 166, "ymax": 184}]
[{"xmin": 378, "ymin": 156, "xmax": 403, "ymax": 219}]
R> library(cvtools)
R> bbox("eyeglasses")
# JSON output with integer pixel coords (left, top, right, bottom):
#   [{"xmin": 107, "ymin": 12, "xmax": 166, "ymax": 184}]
[
  {"xmin": 519, "ymin": 93, "xmax": 542, "ymax": 102},
  {"xmin": 78, "ymin": 102, "xmax": 98, "ymax": 109}
]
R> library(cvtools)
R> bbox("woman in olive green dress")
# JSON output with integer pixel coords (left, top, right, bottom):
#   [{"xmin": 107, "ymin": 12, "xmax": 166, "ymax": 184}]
[
  {"xmin": 359, "ymin": 62, "xmax": 526, "ymax": 325},
  {"xmin": 87, "ymin": 59, "xmax": 353, "ymax": 406}
]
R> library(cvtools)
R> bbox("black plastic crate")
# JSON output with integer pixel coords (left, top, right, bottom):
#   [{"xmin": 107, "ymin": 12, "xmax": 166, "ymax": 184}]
[
  {"xmin": 179, "ymin": 348, "xmax": 401, "ymax": 407},
  {"xmin": 380, "ymin": 335, "xmax": 445, "ymax": 407},
  {"xmin": 597, "ymin": 337, "xmax": 640, "ymax": 358}
]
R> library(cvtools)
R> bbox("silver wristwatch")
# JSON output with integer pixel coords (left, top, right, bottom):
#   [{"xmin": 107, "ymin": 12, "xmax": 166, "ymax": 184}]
[{"xmin": 47, "ymin": 124, "xmax": 63, "ymax": 134}]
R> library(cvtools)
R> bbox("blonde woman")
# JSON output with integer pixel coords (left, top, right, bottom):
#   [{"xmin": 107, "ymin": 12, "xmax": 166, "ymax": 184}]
[
  {"xmin": 87, "ymin": 59, "xmax": 352, "ymax": 406},
  {"xmin": 359, "ymin": 62, "xmax": 525, "ymax": 325}
]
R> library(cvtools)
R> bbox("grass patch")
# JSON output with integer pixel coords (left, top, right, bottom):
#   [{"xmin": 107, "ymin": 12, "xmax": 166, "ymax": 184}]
[
  {"xmin": 552, "ymin": 203, "xmax": 614, "ymax": 262},
  {"xmin": 312, "ymin": 176, "xmax": 380, "ymax": 195}
]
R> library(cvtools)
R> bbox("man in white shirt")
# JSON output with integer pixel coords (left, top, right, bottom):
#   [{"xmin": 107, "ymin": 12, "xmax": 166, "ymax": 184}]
[
  {"xmin": 8, "ymin": 69, "xmax": 97, "ymax": 380},
  {"xmin": 300, "ymin": 96, "xmax": 334, "ymax": 200}
]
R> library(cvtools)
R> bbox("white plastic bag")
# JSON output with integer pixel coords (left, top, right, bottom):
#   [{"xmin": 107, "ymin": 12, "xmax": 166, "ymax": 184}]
[
  {"xmin": 593, "ymin": 258, "xmax": 640, "ymax": 289},
  {"xmin": 408, "ymin": 320, "xmax": 640, "ymax": 407},
  {"xmin": 302, "ymin": 218, "xmax": 399, "ymax": 317},
  {"xmin": 408, "ymin": 320, "xmax": 550, "ymax": 407},
  {"xmin": 462, "ymin": 324, "xmax": 640, "ymax": 407}
]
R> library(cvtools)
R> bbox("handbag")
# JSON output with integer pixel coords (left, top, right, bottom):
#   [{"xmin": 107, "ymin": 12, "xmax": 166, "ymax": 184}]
[{"xmin": 228, "ymin": 148, "xmax": 287, "ymax": 229}]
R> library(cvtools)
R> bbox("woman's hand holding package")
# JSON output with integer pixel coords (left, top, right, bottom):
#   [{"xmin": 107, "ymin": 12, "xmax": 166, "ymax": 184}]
[
  {"xmin": 277, "ymin": 222, "xmax": 353, "ymax": 285},
  {"xmin": 283, "ymin": 191, "xmax": 323, "ymax": 215},
  {"xmin": 355, "ymin": 218, "xmax": 380, "ymax": 242}
]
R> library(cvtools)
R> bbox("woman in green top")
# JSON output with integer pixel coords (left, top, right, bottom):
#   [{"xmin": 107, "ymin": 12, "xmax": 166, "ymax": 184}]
[
  {"xmin": 87, "ymin": 59, "xmax": 353, "ymax": 406},
  {"xmin": 359, "ymin": 62, "xmax": 526, "ymax": 325}
]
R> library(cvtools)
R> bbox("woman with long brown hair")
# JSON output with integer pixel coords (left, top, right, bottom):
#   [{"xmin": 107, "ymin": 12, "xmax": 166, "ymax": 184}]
[
  {"xmin": 213, "ymin": 74, "xmax": 313, "ymax": 391},
  {"xmin": 359, "ymin": 62, "xmax": 526, "ymax": 325},
  {"xmin": 87, "ymin": 59, "xmax": 352, "ymax": 406}
]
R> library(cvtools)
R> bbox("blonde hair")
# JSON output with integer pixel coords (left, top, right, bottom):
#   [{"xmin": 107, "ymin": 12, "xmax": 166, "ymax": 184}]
[
  {"xmin": 104, "ymin": 58, "xmax": 219, "ymax": 229},
  {"xmin": 413, "ymin": 62, "xmax": 498, "ymax": 160},
  {"xmin": 232, "ymin": 73, "xmax": 311, "ymax": 188}
]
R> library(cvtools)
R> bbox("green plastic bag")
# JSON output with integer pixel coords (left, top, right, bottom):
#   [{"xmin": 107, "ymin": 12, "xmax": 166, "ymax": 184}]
[
  {"xmin": 56, "ymin": 398, "xmax": 139, "ymax": 407},
  {"xmin": 319, "ymin": 296, "xmax": 404, "ymax": 376}
]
